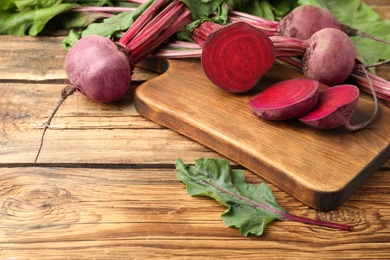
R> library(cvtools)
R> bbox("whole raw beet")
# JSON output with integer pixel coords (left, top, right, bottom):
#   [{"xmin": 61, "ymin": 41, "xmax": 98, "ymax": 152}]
[
  {"xmin": 278, "ymin": 5, "xmax": 342, "ymax": 40},
  {"xmin": 65, "ymin": 35, "xmax": 132, "ymax": 103},
  {"xmin": 302, "ymin": 28, "xmax": 356, "ymax": 86}
]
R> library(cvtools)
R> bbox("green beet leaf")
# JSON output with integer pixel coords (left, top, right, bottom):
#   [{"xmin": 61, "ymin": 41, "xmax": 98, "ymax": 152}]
[
  {"xmin": 176, "ymin": 157, "xmax": 285, "ymax": 236},
  {"xmin": 80, "ymin": 0, "xmax": 153, "ymax": 39},
  {"xmin": 176, "ymin": 158, "xmax": 353, "ymax": 236},
  {"xmin": 29, "ymin": 3, "xmax": 78, "ymax": 35}
]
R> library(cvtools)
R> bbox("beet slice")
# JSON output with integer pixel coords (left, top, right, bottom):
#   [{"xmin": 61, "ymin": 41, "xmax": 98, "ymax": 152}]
[
  {"xmin": 201, "ymin": 22, "xmax": 276, "ymax": 93},
  {"xmin": 299, "ymin": 84, "xmax": 361, "ymax": 130},
  {"xmin": 249, "ymin": 79, "xmax": 320, "ymax": 120}
]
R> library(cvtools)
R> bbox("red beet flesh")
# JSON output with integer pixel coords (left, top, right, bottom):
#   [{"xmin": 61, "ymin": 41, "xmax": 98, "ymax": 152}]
[
  {"xmin": 299, "ymin": 84, "xmax": 360, "ymax": 129},
  {"xmin": 65, "ymin": 35, "xmax": 132, "ymax": 103},
  {"xmin": 249, "ymin": 79, "xmax": 320, "ymax": 120},
  {"xmin": 201, "ymin": 22, "xmax": 276, "ymax": 93}
]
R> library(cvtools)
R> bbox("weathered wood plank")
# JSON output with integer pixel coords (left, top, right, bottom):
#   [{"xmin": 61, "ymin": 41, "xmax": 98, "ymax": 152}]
[
  {"xmin": 0, "ymin": 167, "xmax": 389, "ymax": 258},
  {"xmin": 1, "ymin": 128, "xmax": 224, "ymax": 164},
  {"xmin": 1, "ymin": 1, "xmax": 390, "ymax": 257},
  {"xmin": 0, "ymin": 81, "xmax": 225, "ymax": 164},
  {"xmin": 0, "ymin": 35, "xmax": 160, "ymax": 82}
]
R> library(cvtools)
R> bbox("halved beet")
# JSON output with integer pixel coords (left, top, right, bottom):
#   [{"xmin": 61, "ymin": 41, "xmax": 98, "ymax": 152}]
[
  {"xmin": 201, "ymin": 22, "xmax": 276, "ymax": 93},
  {"xmin": 249, "ymin": 79, "xmax": 319, "ymax": 120},
  {"xmin": 299, "ymin": 84, "xmax": 360, "ymax": 130}
]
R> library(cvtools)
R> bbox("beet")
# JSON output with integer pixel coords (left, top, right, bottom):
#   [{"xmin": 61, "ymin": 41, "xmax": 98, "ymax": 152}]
[
  {"xmin": 249, "ymin": 79, "xmax": 320, "ymax": 120},
  {"xmin": 302, "ymin": 28, "xmax": 356, "ymax": 86},
  {"xmin": 278, "ymin": 5, "xmax": 342, "ymax": 40},
  {"xmin": 201, "ymin": 22, "xmax": 276, "ymax": 93},
  {"xmin": 278, "ymin": 5, "xmax": 390, "ymax": 46},
  {"xmin": 65, "ymin": 35, "xmax": 132, "ymax": 103},
  {"xmin": 299, "ymin": 84, "xmax": 364, "ymax": 130}
]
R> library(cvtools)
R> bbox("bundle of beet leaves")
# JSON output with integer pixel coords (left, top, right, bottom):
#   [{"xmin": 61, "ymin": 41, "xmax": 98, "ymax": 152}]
[{"xmin": 2, "ymin": 0, "xmax": 390, "ymax": 236}]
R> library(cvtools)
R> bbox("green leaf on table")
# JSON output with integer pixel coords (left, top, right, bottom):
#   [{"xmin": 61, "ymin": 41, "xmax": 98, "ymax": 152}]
[
  {"xmin": 176, "ymin": 158, "xmax": 285, "ymax": 236},
  {"xmin": 177, "ymin": 158, "xmax": 353, "ymax": 234}
]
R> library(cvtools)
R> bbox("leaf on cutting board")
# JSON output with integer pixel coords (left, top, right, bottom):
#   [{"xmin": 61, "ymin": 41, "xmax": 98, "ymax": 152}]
[{"xmin": 176, "ymin": 157, "xmax": 286, "ymax": 236}]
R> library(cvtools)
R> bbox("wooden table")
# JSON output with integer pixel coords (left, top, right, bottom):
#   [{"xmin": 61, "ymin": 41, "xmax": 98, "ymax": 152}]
[{"xmin": 1, "ymin": 1, "xmax": 390, "ymax": 258}]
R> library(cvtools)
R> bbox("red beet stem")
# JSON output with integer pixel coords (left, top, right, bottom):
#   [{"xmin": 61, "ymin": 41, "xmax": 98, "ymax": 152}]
[
  {"xmin": 191, "ymin": 21, "xmax": 224, "ymax": 47},
  {"xmin": 203, "ymin": 179, "xmax": 353, "ymax": 231},
  {"xmin": 281, "ymin": 211, "xmax": 353, "ymax": 231},
  {"xmin": 350, "ymin": 65, "xmax": 390, "ymax": 101},
  {"xmin": 150, "ymin": 40, "xmax": 202, "ymax": 58},
  {"xmin": 130, "ymin": 5, "xmax": 192, "ymax": 63},
  {"xmin": 228, "ymin": 10, "xmax": 279, "ymax": 36},
  {"xmin": 119, "ymin": 0, "xmax": 167, "ymax": 46},
  {"xmin": 120, "ymin": 0, "xmax": 192, "ymax": 64},
  {"xmin": 270, "ymin": 36, "xmax": 309, "ymax": 56}
]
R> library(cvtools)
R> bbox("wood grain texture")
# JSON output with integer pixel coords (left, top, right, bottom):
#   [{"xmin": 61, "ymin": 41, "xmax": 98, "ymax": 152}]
[
  {"xmin": 0, "ymin": 167, "xmax": 389, "ymax": 259},
  {"xmin": 1, "ymin": 0, "xmax": 390, "ymax": 257},
  {"xmin": 135, "ymin": 59, "xmax": 390, "ymax": 210}
]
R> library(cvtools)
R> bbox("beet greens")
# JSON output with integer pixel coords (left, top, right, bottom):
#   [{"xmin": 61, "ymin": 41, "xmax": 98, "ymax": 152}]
[{"xmin": 177, "ymin": 158, "xmax": 353, "ymax": 236}]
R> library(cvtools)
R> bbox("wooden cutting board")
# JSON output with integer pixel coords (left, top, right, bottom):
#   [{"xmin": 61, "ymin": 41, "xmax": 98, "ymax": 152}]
[{"xmin": 134, "ymin": 59, "xmax": 390, "ymax": 211}]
